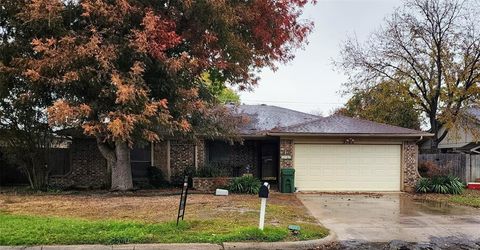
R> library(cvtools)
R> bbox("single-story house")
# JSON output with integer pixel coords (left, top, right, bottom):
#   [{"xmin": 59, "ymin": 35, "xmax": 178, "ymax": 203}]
[{"xmin": 47, "ymin": 104, "xmax": 431, "ymax": 192}]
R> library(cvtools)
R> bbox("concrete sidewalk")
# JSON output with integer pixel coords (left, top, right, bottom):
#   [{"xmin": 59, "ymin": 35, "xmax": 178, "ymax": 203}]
[{"xmin": 0, "ymin": 234, "xmax": 337, "ymax": 250}]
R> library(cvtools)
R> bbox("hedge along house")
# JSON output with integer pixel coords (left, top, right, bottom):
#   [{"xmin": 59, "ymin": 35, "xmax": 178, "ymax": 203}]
[{"xmin": 48, "ymin": 104, "xmax": 432, "ymax": 192}]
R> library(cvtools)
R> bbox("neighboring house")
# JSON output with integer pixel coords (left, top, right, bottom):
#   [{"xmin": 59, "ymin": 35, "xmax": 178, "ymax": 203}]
[
  {"xmin": 47, "ymin": 104, "xmax": 431, "ymax": 192},
  {"xmin": 421, "ymin": 107, "xmax": 480, "ymax": 154}
]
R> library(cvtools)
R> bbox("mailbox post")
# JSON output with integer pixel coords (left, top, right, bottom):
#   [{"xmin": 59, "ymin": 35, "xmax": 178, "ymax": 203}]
[{"xmin": 258, "ymin": 182, "xmax": 269, "ymax": 230}]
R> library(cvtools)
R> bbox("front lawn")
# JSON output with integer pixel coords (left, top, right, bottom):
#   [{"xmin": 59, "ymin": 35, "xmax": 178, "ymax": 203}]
[
  {"xmin": 414, "ymin": 189, "xmax": 480, "ymax": 208},
  {"xmin": 448, "ymin": 189, "xmax": 480, "ymax": 208},
  {"xmin": 0, "ymin": 190, "xmax": 328, "ymax": 245}
]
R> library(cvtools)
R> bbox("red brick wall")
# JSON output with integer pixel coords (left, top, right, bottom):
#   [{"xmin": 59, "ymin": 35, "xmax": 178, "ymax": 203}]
[
  {"xmin": 170, "ymin": 140, "xmax": 195, "ymax": 169},
  {"xmin": 197, "ymin": 140, "xmax": 205, "ymax": 168},
  {"xmin": 169, "ymin": 139, "xmax": 206, "ymax": 184},
  {"xmin": 205, "ymin": 140, "xmax": 258, "ymax": 176},
  {"xmin": 49, "ymin": 139, "xmax": 107, "ymax": 189},
  {"xmin": 192, "ymin": 177, "xmax": 233, "ymax": 191}
]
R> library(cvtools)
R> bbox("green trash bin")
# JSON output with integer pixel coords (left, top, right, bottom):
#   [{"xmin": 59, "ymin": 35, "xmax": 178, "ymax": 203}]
[{"xmin": 281, "ymin": 168, "xmax": 295, "ymax": 193}]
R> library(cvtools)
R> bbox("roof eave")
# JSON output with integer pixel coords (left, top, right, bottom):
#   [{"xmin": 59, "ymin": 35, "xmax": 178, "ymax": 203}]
[
  {"xmin": 238, "ymin": 133, "xmax": 271, "ymax": 138},
  {"xmin": 266, "ymin": 132, "xmax": 434, "ymax": 138}
]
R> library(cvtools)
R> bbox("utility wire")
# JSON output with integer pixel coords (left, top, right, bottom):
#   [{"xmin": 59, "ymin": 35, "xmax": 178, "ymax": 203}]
[{"xmin": 241, "ymin": 99, "xmax": 344, "ymax": 105}]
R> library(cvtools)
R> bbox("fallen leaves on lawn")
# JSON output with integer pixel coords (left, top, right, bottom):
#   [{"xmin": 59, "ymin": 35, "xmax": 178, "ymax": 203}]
[{"xmin": 0, "ymin": 190, "xmax": 316, "ymax": 227}]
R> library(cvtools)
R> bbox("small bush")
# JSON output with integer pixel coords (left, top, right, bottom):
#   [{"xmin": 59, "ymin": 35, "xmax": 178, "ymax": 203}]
[
  {"xmin": 148, "ymin": 166, "xmax": 168, "ymax": 188},
  {"xmin": 416, "ymin": 175, "xmax": 464, "ymax": 194},
  {"xmin": 228, "ymin": 176, "xmax": 261, "ymax": 194},
  {"xmin": 195, "ymin": 164, "xmax": 230, "ymax": 178},
  {"xmin": 416, "ymin": 178, "xmax": 430, "ymax": 193},
  {"xmin": 418, "ymin": 161, "xmax": 449, "ymax": 178}
]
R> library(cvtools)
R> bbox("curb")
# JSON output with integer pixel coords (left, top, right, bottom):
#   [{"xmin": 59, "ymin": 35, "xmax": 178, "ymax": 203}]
[
  {"xmin": 0, "ymin": 244, "xmax": 221, "ymax": 250},
  {"xmin": 223, "ymin": 232, "xmax": 338, "ymax": 250},
  {"xmin": 0, "ymin": 234, "xmax": 337, "ymax": 250}
]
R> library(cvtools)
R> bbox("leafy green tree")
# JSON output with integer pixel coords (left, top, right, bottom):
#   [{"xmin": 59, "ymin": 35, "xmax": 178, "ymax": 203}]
[
  {"xmin": 337, "ymin": 82, "xmax": 421, "ymax": 129},
  {"xmin": 218, "ymin": 88, "xmax": 240, "ymax": 105},
  {"xmin": 200, "ymin": 72, "xmax": 240, "ymax": 104}
]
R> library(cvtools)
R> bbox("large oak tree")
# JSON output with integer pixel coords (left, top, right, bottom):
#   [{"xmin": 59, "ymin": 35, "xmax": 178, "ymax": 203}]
[
  {"xmin": 337, "ymin": 0, "xmax": 480, "ymax": 149},
  {"xmin": 1, "ymin": 0, "xmax": 313, "ymax": 190}
]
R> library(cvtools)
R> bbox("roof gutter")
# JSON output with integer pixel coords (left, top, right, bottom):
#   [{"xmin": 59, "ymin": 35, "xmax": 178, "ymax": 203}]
[{"xmin": 266, "ymin": 132, "xmax": 435, "ymax": 138}]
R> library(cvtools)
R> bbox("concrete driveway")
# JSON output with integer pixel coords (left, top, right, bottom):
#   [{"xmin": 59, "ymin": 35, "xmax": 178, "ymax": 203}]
[{"xmin": 298, "ymin": 193, "xmax": 480, "ymax": 243}]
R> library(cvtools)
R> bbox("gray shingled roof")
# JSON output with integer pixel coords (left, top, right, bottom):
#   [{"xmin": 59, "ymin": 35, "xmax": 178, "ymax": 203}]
[
  {"xmin": 234, "ymin": 105, "xmax": 429, "ymax": 136},
  {"xmin": 232, "ymin": 104, "xmax": 319, "ymax": 135},
  {"xmin": 271, "ymin": 114, "xmax": 429, "ymax": 136}
]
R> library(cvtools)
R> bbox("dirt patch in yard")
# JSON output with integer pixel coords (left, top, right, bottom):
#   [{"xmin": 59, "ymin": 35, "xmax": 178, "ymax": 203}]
[{"xmin": 0, "ymin": 190, "xmax": 315, "ymax": 226}]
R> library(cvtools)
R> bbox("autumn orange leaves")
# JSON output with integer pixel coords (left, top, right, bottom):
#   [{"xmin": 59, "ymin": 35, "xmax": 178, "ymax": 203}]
[
  {"xmin": 1, "ymin": 0, "xmax": 315, "ymax": 189},
  {"xmin": 12, "ymin": 0, "xmax": 315, "ymax": 146},
  {"xmin": 139, "ymin": 11, "xmax": 182, "ymax": 62}
]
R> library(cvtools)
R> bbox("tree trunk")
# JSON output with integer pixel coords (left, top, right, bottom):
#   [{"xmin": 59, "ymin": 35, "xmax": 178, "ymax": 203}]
[
  {"xmin": 22, "ymin": 155, "xmax": 48, "ymax": 190},
  {"xmin": 427, "ymin": 112, "xmax": 439, "ymax": 150},
  {"xmin": 105, "ymin": 160, "xmax": 113, "ymax": 189},
  {"xmin": 97, "ymin": 138, "xmax": 133, "ymax": 191},
  {"xmin": 111, "ymin": 140, "xmax": 133, "ymax": 191},
  {"xmin": 23, "ymin": 162, "xmax": 35, "ymax": 190}
]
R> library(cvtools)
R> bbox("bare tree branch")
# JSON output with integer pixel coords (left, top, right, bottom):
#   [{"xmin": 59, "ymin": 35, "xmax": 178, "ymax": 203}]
[{"xmin": 336, "ymin": 0, "xmax": 480, "ymax": 150}]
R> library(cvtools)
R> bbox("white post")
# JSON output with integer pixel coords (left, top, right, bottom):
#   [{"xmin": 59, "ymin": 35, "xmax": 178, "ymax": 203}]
[{"xmin": 259, "ymin": 197, "xmax": 267, "ymax": 230}]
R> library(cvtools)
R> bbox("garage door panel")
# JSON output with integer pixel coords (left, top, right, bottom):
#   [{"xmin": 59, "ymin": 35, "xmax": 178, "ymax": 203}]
[{"xmin": 294, "ymin": 144, "xmax": 401, "ymax": 191}]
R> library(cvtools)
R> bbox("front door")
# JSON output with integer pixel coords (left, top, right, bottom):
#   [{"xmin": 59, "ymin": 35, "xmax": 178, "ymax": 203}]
[{"xmin": 260, "ymin": 143, "xmax": 278, "ymax": 183}]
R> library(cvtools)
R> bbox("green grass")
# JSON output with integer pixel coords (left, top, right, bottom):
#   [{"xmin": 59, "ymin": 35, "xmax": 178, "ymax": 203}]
[
  {"xmin": 448, "ymin": 190, "xmax": 480, "ymax": 208},
  {"xmin": 0, "ymin": 213, "xmax": 328, "ymax": 246}
]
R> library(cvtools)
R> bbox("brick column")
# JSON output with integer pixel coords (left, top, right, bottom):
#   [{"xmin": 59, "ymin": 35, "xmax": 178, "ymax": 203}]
[
  {"xmin": 279, "ymin": 139, "xmax": 294, "ymax": 169},
  {"xmin": 153, "ymin": 140, "xmax": 170, "ymax": 182},
  {"xmin": 402, "ymin": 141, "xmax": 420, "ymax": 192},
  {"xmin": 196, "ymin": 139, "xmax": 206, "ymax": 168}
]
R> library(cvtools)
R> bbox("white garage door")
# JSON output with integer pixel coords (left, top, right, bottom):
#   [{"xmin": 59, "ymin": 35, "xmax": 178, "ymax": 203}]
[{"xmin": 294, "ymin": 144, "xmax": 401, "ymax": 191}]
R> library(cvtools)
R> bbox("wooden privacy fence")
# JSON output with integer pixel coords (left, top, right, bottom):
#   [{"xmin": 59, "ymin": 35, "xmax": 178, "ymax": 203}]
[{"xmin": 419, "ymin": 153, "xmax": 480, "ymax": 183}]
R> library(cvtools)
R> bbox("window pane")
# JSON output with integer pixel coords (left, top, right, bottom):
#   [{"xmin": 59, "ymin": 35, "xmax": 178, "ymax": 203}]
[{"xmin": 209, "ymin": 141, "xmax": 230, "ymax": 162}]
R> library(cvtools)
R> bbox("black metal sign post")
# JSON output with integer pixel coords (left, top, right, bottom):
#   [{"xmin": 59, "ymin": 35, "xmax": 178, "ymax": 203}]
[{"xmin": 176, "ymin": 175, "xmax": 189, "ymax": 226}]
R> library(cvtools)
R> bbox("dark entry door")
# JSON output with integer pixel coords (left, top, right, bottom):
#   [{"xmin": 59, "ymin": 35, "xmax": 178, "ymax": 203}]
[{"xmin": 260, "ymin": 143, "xmax": 278, "ymax": 182}]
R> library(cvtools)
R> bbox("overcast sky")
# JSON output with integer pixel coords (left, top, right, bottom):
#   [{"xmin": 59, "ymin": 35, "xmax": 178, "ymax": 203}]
[{"xmin": 239, "ymin": 0, "xmax": 403, "ymax": 115}]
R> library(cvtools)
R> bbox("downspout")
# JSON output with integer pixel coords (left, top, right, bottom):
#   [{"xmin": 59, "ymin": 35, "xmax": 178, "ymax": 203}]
[{"xmin": 416, "ymin": 136, "xmax": 423, "ymax": 143}]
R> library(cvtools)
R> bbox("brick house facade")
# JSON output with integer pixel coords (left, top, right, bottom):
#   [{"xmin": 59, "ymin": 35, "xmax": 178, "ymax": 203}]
[
  {"xmin": 48, "ymin": 136, "xmax": 421, "ymax": 192},
  {"xmin": 48, "ymin": 138, "xmax": 262, "ymax": 189},
  {"xmin": 49, "ymin": 139, "xmax": 107, "ymax": 188},
  {"xmin": 43, "ymin": 105, "xmax": 428, "ymax": 192}
]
